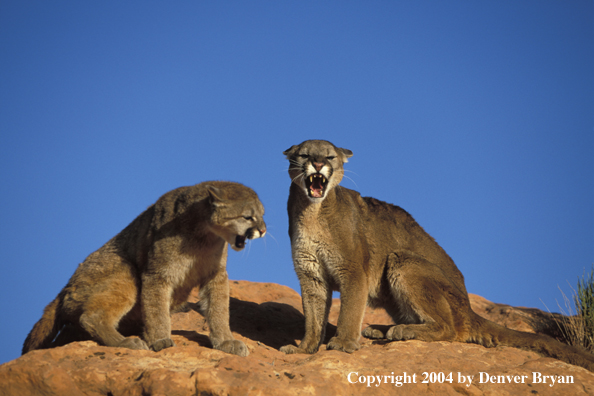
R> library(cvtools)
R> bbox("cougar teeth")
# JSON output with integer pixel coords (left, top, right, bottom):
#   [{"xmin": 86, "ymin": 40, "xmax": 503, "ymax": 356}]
[
  {"xmin": 309, "ymin": 174, "xmax": 326, "ymax": 182},
  {"xmin": 305, "ymin": 173, "xmax": 329, "ymax": 198}
]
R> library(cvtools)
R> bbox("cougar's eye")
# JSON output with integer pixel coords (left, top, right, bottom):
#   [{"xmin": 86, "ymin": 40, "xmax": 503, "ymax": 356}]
[
  {"xmin": 299, "ymin": 154, "xmax": 309, "ymax": 159},
  {"xmin": 326, "ymin": 156, "xmax": 336, "ymax": 160},
  {"xmin": 243, "ymin": 216, "xmax": 254, "ymax": 221}
]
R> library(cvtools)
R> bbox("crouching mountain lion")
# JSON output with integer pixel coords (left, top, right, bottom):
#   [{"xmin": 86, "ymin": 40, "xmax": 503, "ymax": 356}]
[
  {"xmin": 23, "ymin": 181, "xmax": 266, "ymax": 357},
  {"xmin": 280, "ymin": 139, "xmax": 594, "ymax": 372}
]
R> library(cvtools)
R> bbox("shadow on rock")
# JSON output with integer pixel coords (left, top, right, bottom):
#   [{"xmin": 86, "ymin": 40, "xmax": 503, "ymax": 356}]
[{"xmin": 227, "ymin": 298, "xmax": 336, "ymax": 349}]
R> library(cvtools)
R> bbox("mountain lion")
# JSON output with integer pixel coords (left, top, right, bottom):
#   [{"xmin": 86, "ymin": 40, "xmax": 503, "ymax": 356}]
[
  {"xmin": 23, "ymin": 181, "xmax": 266, "ymax": 357},
  {"xmin": 280, "ymin": 139, "xmax": 594, "ymax": 372}
]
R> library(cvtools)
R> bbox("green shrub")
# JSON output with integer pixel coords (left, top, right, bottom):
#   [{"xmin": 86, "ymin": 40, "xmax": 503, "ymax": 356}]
[
  {"xmin": 546, "ymin": 266, "xmax": 594, "ymax": 352},
  {"xmin": 573, "ymin": 266, "xmax": 594, "ymax": 352}
]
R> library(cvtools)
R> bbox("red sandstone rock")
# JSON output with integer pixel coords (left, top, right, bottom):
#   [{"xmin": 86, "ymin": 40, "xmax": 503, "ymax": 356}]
[{"xmin": 1, "ymin": 281, "xmax": 592, "ymax": 395}]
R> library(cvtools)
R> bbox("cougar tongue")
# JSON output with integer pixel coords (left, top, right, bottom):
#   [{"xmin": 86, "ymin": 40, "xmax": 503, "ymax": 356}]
[{"xmin": 310, "ymin": 176, "xmax": 324, "ymax": 198}]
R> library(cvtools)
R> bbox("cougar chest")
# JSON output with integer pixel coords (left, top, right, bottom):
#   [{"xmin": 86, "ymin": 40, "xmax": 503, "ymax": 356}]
[{"xmin": 290, "ymin": 207, "xmax": 345, "ymax": 284}]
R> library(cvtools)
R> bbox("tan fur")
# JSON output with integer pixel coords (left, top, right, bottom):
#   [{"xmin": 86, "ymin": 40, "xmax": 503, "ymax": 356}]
[
  {"xmin": 280, "ymin": 139, "xmax": 594, "ymax": 372},
  {"xmin": 23, "ymin": 181, "xmax": 266, "ymax": 356}
]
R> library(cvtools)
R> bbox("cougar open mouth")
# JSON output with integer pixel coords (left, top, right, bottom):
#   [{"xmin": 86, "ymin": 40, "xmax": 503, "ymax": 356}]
[
  {"xmin": 305, "ymin": 173, "xmax": 328, "ymax": 198},
  {"xmin": 235, "ymin": 234, "xmax": 247, "ymax": 249}
]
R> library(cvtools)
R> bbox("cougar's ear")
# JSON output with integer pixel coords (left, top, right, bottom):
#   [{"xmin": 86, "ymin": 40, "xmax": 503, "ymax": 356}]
[
  {"xmin": 206, "ymin": 185, "xmax": 227, "ymax": 207},
  {"xmin": 283, "ymin": 145, "xmax": 298, "ymax": 159},
  {"xmin": 338, "ymin": 147, "xmax": 353, "ymax": 163}
]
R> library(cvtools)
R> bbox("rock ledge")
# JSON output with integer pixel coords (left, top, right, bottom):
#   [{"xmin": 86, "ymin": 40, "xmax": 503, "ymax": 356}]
[{"xmin": 1, "ymin": 281, "xmax": 592, "ymax": 395}]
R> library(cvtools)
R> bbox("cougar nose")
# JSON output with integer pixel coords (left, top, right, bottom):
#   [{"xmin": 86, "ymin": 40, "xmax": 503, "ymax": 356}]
[{"xmin": 313, "ymin": 162, "xmax": 324, "ymax": 171}]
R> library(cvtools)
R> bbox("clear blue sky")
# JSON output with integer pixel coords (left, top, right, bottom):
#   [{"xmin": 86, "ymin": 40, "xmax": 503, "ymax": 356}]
[{"xmin": 1, "ymin": 1, "xmax": 592, "ymax": 365}]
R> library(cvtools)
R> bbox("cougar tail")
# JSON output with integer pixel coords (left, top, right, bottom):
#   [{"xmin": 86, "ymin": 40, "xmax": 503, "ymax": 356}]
[
  {"xmin": 471, "ymin": 312, "xmax": 594, "ymax": 372},
  {"xmin": 22, "ymin": 294, "xmax": 63, "ymax": 354}
]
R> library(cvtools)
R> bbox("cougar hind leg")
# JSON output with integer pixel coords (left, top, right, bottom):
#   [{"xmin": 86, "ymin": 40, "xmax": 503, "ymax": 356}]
[
  {"xmin": 79, "ymin": 293, "xmax": 148, "ymax": 350},
  {"xmin": 364, "ymin": 251, "xmax": 465, "ymax": 343},
  {"xmin": 77, "ymin": 263, "xmax": 149, "ymax": 350}
]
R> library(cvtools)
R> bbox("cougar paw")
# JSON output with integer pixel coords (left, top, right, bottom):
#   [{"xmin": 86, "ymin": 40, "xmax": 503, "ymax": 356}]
[
  {"xmin": 216, "ymin": 340, "xmax": 249, "ymax": 357},
  {"xmin": 280, "ymin": 344, "xmax": 310, "ymax": 354},
  {"xmin": 117, "ymin": 337, "xmax": 149, "ymax": 350},
  {"xmin": 150, "ymin": 338, "xmax": 176, "ymax": 352},
  {"xmin": 362, "ymin": 326, "xmax": 385, "ymax": 339},
  {"xmin": 386, "ymin": 325, "xmax": 415, "ymax": 341},
  {"xmin": 326, "ymin": 337, "xmax": 360, "ymax": 353},
  {"xmin": 118, "ymin": 337, "xmax": 149, "ymax": 350}
]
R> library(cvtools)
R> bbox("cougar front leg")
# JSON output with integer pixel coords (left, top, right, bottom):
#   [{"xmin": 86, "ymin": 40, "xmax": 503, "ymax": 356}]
[
  {"xmin": 327, "ymin": 275, "xmax": 368, "ymax": 353},
  {"xmin": 141, "ymin": 273, "xmax": 175, "ymax": 352},
  {"xmin": 200, "ymin": 268, "xmax": 248, "ymax": 357},
  {"xmin": 281, "ymin": 277, "xmax": 332, "ymax": 354}
]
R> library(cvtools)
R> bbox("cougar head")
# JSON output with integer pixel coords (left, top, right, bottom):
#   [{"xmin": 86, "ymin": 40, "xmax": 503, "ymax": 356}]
[
  {"xmin": 207, "ymin": 184, "xmax": 266, "ymax": 251},
  {"xmin": 283, "ymin": 140, "xmax": 353, "ymax": 203}
]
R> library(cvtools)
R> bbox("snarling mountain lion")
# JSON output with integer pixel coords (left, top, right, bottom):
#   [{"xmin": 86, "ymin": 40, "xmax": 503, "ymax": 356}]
[
  {"xmin": 280, "ymin": 139, "xmax": 594, "ymax": 372},
  {"xmin": 23, "ymin": 181, "xmax": 266, "ymax": 357}
]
